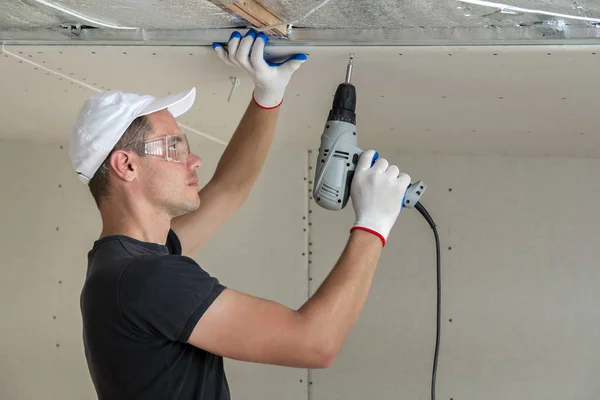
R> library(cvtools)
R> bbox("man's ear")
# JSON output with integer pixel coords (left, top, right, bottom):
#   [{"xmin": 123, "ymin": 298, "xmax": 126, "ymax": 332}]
[{"xmin": 109, "ymin": 150, "xmax": 137, "ymax": 183}]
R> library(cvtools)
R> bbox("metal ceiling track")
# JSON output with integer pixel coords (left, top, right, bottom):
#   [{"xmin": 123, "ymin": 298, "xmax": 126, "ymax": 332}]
[{"xmin": 3, "ymin": 25, "xmax": 600, "ymax": 46}]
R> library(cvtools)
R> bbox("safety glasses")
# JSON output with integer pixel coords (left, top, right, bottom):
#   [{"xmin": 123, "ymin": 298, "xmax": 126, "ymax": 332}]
[{"xmin": 143, "ymin": 134, "xmax": 190, "ymax": 163}]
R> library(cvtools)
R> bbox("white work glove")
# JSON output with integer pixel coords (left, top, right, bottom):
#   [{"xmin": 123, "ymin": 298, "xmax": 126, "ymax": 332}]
[
  {"xmin": 213, "ymin": 30, "xmax": 307, "ymax": 109},
  {"xmin": 350, "ymin": 150, "xmax": 411, "ymax": 247}
]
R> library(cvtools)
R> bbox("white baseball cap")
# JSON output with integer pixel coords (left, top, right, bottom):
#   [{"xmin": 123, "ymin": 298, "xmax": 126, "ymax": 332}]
[{"xmin": 69, "ymin": 87, "xmax": 196, "ymax": 184}]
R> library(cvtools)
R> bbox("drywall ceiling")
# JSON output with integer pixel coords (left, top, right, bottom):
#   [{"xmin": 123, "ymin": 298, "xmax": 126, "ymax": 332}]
[
  {"xmin": 2, "ymin": 1, "xmax": 600, "ymax": 44},
  {"xmin": 2, "ymin": 43, "xmax": 600, "ymax": 159}
]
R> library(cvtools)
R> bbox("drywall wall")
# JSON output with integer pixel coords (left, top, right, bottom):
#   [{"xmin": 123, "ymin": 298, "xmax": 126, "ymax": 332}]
[
  {"xmin": 1, "ymin": 41, "xmax": 600, "ymax": 399},
  {"xmin": 308, "ymin": 150, "xmax": 600, "ymax": 399},
  {"xmin": 0, "ymin": 136, "xmax": 310, "ymax": 400},
  {"xmin": 2, "ymin": 136, "xmax": 599, "ymax": 399}
]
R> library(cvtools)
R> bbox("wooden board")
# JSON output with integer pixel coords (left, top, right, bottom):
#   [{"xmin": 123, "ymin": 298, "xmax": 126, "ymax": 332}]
[{"xmin": 214, "ymin": 0, "xmax": 288, "ymax": 35}]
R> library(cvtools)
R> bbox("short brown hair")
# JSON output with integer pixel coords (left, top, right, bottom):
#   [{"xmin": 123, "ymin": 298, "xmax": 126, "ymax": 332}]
[{"xmin": 88, "ymin": 115, "xmax": 154, "ymax": 206}]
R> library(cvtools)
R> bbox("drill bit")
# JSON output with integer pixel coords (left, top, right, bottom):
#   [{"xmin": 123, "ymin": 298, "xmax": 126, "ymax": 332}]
[{"xmin": 345, "ymin": 54, "xmax": 354, "ymax": 83}]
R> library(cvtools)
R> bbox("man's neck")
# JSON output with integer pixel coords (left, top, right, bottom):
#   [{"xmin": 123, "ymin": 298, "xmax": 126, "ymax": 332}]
[{"xmin": 98, "ymin": 198, "xmax": 171, "ymax": 246}]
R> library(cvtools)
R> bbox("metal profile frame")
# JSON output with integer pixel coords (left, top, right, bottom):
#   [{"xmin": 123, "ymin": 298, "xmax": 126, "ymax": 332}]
[{"xmin": 2, "ymin": 25, "xmax": 600, "ymax": 46}]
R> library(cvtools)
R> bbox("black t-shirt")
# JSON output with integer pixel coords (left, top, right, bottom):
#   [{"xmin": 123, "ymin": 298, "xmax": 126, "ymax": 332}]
[{"xmin": 80, "ymin": 229, "xmax": 230, "ymax": 399}]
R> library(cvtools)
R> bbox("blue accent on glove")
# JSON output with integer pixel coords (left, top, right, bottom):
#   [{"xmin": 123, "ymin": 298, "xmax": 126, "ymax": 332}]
[
  {"xmin": 265, "ymin": 53, "xmax": 308, "ymax": 67},
  {"xmin": 258, "ymin": 32, "xmax": 269, "ymax": 43},
  {"xmin": 371, "ymin": 151, "xmax": 379, "ymax": 167},
  {"xmin": 259, "ymin": 32, "xmax": 307, "ymax": 67},
  {"xmin": 213, "ymin": 29, "xmax": 307, "ymax": 68}
]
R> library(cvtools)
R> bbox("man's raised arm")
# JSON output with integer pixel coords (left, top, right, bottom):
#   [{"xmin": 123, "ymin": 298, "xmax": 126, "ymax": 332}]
[{"xmin": 171, "ymin": 29, "xmax": 306, "ymax": 256}]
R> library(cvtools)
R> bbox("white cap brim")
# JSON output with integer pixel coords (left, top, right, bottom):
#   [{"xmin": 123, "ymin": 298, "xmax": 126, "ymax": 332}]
[{"xmin": 140, "ymin": 87, "xmax": 196, "ymax": 118}]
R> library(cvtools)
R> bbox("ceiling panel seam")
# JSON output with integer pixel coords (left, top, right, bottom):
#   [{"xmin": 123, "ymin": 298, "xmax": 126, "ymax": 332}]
[{"xmin": 0, "ymin": 43, "xmax": 227, "ymax": 146}]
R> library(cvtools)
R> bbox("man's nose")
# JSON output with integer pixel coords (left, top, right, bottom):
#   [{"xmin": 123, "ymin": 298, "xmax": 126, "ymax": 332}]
[{"xmin": 188, "ymin": 152, "xmax": 202, "ymax": 169}]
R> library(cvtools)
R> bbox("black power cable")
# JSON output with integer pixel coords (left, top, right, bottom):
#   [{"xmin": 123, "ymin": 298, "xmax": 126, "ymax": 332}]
[{"xmin": 414, "ymin": 201, "xmax": 440, "ymax": 400}]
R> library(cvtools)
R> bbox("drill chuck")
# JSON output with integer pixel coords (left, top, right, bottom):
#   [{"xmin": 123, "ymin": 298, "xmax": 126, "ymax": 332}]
[
  {"xmin": 328, "ymin": 83, "xmax": 356, "ymax": 124},
  {"xmin": 328, "ymin": 54, "xmax": 356, "ymax": 124}
]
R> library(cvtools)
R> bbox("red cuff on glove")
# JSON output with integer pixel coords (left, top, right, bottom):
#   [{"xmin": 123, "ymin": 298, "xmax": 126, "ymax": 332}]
[
  {"xmin": 252, "ymin": 91, "xmax": 283, "ymax": 110},
  {"xmin": 350, "ymin": 226, "xmax": 386, "ymax": 247}
]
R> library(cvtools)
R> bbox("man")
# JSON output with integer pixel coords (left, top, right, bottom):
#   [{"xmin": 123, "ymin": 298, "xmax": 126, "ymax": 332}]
[{"xmin": 70, "ymin": 30, "xmax": 410, "ymax": 399}]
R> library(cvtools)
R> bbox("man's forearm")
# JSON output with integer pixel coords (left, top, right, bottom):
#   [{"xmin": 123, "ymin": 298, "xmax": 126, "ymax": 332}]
[
  {"xmin": 211, "ymin": 99, "xmax": 279, "ymax": 193},
  {"xmin": 297, "ymin": 230, "xmax": 384, "ymax": 359}
]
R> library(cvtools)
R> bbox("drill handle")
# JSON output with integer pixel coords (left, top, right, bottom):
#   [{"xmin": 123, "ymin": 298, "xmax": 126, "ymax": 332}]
[{"xmin": 365, "ymin": 149, "xmax": 426, "ymax": 209}]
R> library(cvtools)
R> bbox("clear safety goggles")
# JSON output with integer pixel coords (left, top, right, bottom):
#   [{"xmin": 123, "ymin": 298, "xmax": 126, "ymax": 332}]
[{"xmin": 143, "ymin": 134, "xmax": 190, "ymax": 163}]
